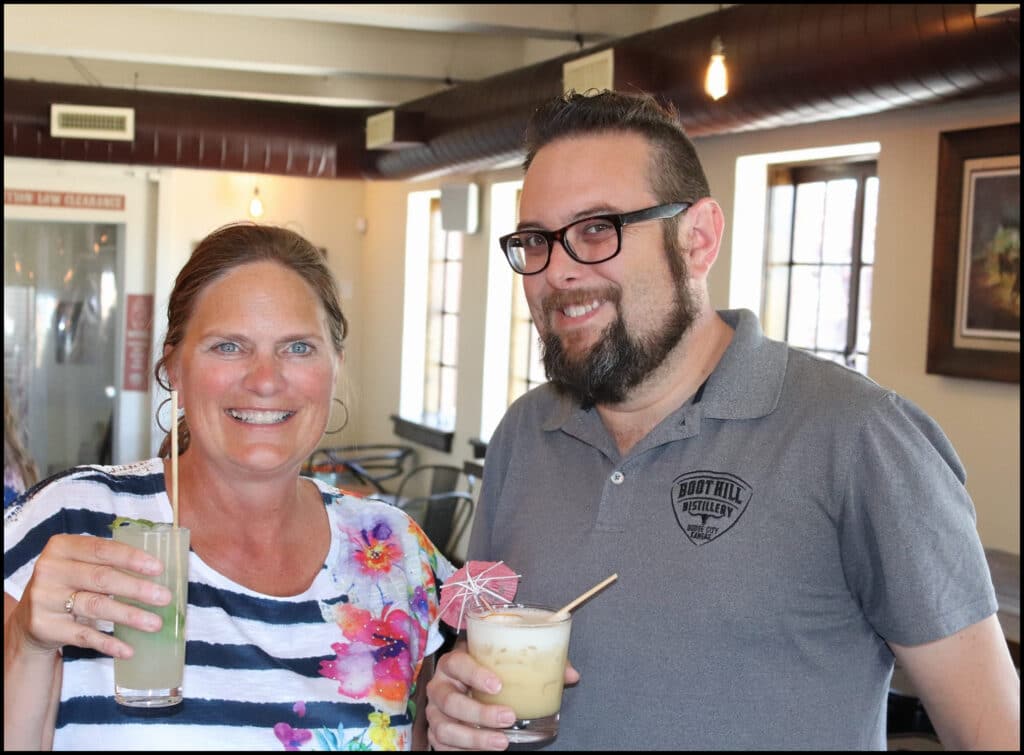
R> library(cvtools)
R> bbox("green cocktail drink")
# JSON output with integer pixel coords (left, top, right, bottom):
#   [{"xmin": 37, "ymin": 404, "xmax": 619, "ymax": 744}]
[{"xmin": 112, "ymin": 521, "xmax": 190, "ymax": 708}]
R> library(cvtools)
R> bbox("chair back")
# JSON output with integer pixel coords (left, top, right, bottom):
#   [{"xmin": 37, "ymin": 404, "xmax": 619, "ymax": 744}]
[
  {"xmin": 394, "ymin": 464, "xmax": 477, "ymax": 565},
  {"xmin": 303, "ymin": 445, "xmax": 416, "ymax": 494}
]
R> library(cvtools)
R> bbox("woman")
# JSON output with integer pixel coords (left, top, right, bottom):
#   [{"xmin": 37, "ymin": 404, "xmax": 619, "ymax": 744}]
[{"xmin": 4, "ymin": 223, "xmax": 454, "ymax": 750}]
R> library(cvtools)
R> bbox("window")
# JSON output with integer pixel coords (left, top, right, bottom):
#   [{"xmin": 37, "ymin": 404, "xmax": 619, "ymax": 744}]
[
  {"xmin": 762, "ymin": 160, "xmax": 878, "ymax": 374},
  {"xmin": 507, "ymin": 275, "xmax": 545, "ymax": 404},
  {"xmin": 479, "ymin": 180, "xmax": 519, "ymax": 443},
  {"xmin": 423, "ymin": 196, "xmax": 462, "ymax": 430},
  {"xmin": 396, "ymin": 191, "xmax": 460, "ymax": 450},
  {"xmin": 504, "ymin": 187, "xmax": 546, "ymax": 404}
]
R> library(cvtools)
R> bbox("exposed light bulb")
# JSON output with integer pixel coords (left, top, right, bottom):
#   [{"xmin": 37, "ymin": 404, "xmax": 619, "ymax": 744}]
[
  {"xmin": 705, "ymin": 36, "xmax": 728, "ymax": 101},
  {"xmin": 249, "ymin": 187, "xmax": 264, "ymax": 218}
]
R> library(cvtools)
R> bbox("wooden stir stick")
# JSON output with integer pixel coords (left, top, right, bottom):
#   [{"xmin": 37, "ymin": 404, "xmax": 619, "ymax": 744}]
[{"xmin": 549, "ymin": 573, "xmax": 618, "ymax": 622}]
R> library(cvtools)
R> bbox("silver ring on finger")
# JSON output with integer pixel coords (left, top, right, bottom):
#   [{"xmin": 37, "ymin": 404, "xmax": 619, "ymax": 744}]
[{"xmin": 63, "ymin": 590, "xmax": 81, "ymax": 616}]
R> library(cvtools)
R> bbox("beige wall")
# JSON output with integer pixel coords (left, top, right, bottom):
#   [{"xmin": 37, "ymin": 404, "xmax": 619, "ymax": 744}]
[{"xmin": 355, "ymin": 94, "xmax": 1020, "ymax": 554}]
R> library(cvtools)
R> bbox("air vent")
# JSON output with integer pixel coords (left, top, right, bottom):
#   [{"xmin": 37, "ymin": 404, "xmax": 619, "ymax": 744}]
[
  {"xmin": 365, "ymin": 109, "xmax": 424, "ymax": 150},
  {"xmin": 975, "ymin": 4, "xmax": 1019, "ymax": 17},
  {"xmin": 563, "ymin": 48, "xmax": 615, "ymax": 94},
  {"xmin": 440, "ymin": 182, "xmax": 479, "ymax": 234},
  {"xmin": 51, "ymin": 103, "xmax": 135, "ymax": 141},
  {"xmin": 366, "ymin": 110, "xmax": 397, "ymax": 149}
]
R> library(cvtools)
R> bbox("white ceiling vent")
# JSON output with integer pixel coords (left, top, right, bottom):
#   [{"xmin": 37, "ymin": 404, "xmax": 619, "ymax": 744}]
[
  {"xmin": 365, "ymin": 110, "xmax": 397, "ymax": 150},
  {"xmin": 50, "ymin": 103, "xmax": 135, "ymax": 141},
  {"xmin": 563, "ymin": 48, "xmax": 615, "ymax": 95},
  {"xmin": 365, "ymin": 109, "xmax": 424, "ymax": 150}
]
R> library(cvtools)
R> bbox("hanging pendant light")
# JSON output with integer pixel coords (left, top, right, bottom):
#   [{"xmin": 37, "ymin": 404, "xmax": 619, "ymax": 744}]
[
  {"xmin": 248, "ymin": 186, "xmax": 264, "ymax": 218},
  {"xmin": 705, "ymin": 35, "xmax": 728, "ymax": 101}
]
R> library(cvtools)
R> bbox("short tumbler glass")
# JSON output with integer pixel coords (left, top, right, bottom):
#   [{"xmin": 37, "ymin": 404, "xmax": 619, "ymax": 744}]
[{"xmin": 466, "ymin": 602, "xmax": 573, "ymax": 745}]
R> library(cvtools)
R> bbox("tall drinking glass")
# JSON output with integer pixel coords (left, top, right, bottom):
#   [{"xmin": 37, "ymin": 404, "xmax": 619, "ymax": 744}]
[
  {"xmin": 112, "ymin": 522, "xmax": 190, "ymax": 708},
  {"xmin": 466, "ymin": 602, "xmax": 573, "ymax": 744}
]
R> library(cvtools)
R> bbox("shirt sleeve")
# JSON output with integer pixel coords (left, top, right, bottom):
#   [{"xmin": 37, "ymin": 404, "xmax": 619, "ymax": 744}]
[
  {"xmin": 837, "ymin": 391, "xmax": 997, "ymax": 646},
  {"xmin": 4, "ymin": 474, "xmax": 72, "ymax": 601}
]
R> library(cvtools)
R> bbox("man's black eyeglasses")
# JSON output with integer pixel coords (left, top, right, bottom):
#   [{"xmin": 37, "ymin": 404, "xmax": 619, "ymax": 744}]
[{"xmin": 498, "ymin": 202, "xmax": 693, "ymax": 275}]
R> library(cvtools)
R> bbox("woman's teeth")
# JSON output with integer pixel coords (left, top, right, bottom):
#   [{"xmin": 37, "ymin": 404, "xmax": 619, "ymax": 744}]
[
  {"xmin": 563, "ymin": 300, "xmax": 600, "ymax": 318},
  {"xmin": 227, "ymin": 409, "xmax": 294, "ymax": 424}
]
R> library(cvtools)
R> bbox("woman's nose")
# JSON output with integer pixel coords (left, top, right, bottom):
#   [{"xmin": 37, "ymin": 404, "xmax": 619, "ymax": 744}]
[{"xmin": 243, "ymin": 353, "xmax": 283, "ymax": 394}]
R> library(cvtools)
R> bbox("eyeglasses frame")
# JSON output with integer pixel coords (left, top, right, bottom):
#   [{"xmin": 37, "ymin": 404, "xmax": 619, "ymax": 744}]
[{"xmin": 498, "ymin": 201, "xmax": 694, "ymax": 275}]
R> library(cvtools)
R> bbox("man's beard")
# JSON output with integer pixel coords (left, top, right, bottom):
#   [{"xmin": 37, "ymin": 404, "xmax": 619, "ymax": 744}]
[{"xmin": 540, "ymin": 244, "xmax": 698, "ymax": 408}]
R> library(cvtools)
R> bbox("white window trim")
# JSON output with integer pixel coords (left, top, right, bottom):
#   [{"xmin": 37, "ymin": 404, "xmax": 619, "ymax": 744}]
[
  {"xmin": 399, "ymin": 189, "xmax": 438, "ymax": 422},
  {"xmin": 479, "ymin": 179, "xmax": 522, "ymax": 442}
]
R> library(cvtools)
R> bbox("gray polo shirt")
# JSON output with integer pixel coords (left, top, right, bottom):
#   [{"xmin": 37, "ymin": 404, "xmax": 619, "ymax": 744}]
[{"xmin": 469, "ymin": 308, "xmax": 996, "ymax": 750}]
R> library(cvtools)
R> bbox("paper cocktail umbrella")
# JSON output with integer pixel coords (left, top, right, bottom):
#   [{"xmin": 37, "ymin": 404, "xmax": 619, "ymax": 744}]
[{"xmin": 439, "ymin": 560, "xmax": 520, "ymax": 631}]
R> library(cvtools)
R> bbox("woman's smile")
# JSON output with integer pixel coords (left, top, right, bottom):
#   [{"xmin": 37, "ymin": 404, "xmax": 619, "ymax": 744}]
[{"xmin": 225, "ymin": 408, "xmax": 296, "ymax": 425}]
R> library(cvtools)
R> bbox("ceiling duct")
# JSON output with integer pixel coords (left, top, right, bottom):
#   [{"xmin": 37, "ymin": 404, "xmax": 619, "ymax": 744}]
[
  {"xmin": 4, "ymin": 4, "xmax": 1019, "ymax": 181},
  {"xmin": 5, "ymin": 82, "xmax": 371, "ymax": 179},
  {"xmin": 369, "ymin": 3, "xmax": 1020, "ymax": 179}
]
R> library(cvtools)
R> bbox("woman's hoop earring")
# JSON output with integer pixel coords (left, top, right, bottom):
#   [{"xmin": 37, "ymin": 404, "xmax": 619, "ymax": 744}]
[
  {"xmin": 155, "ymin": 396, "xmax": 185, "ymax": 435},
  {"xmin": 325, "ymin": 397, "xmax": 349, "ymax": 434},
  {"xmin": 156, "ymin": 397, "xmax": 172, "ymax": 435}
]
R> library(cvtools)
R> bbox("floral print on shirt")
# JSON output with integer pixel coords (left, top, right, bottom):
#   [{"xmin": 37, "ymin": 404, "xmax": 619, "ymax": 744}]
[{"xmin": 274, "ymin": 496, "xmax": 449, "ymax": 750}]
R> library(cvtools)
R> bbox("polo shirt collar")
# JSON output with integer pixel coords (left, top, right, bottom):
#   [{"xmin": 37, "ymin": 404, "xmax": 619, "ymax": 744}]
[{"xmin": 701, "ymin": 308, "xmax": 787, "ymax": 421}]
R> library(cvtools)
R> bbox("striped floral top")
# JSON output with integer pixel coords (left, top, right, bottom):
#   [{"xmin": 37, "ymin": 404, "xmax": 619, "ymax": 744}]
[{"xmin": 3, "ymin": 459, "xmax": 455, "ymax": 750}]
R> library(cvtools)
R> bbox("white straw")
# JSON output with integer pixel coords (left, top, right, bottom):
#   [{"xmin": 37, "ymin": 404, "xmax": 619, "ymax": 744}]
[{"xmin": 171, "ymin": 390, "xmax": 179, "ymax": 529}]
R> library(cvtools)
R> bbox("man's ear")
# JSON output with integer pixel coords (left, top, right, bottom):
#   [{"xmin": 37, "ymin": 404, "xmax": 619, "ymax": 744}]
[{"xmin": 680, "ymin": 198, "xmax": 725, "ymax": 280}]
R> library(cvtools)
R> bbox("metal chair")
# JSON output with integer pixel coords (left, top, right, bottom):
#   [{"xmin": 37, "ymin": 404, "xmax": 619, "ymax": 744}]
[
  {"xmin": 388, "ymin": 464, "xmax": 477, "ymax": 566},
  {"xmin": 302, "ymin": 444, "xmax": 416, "ymax": 495}
]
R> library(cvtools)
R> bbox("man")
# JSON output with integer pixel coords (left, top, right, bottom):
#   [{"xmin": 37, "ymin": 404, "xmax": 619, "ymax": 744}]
[{"xmin": 425, "ymin": 91, "xmax": 1019, "ymax": 750}]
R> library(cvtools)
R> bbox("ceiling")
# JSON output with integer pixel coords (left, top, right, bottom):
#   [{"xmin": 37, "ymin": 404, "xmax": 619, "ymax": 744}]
[
  {"xmin": 4, "ymin": 4, "xmax": 1019, "ymax": 181},
  {"xmin": 3, "ymin": 4, "xmax": 722, "ymax": 109}
]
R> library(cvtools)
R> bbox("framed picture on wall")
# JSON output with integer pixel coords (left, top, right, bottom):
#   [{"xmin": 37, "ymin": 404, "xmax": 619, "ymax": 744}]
[{"xmin": 926, "ymin": 123, "xmax": 1020, "ymax": 383}]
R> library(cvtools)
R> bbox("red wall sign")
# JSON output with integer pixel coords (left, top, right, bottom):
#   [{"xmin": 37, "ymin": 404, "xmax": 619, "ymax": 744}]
[
  {"xmin": 4, "ymin": 188, "xmax": 125, "ymax": 211},
  {"xmin": 123, "ymin": 294, "xmax": 154, "ymax": 392}
]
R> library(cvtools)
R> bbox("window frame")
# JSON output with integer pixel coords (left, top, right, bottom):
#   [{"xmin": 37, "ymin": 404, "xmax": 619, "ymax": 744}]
[{"xmin": 763, "ymin": 158, "xmax": 878, "ymax": 371}]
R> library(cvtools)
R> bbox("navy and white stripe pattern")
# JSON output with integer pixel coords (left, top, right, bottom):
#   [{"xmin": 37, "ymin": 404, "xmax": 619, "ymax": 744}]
[{"xmin": 4, "ymin": 459, "xmax": 455, "ymax": 750}]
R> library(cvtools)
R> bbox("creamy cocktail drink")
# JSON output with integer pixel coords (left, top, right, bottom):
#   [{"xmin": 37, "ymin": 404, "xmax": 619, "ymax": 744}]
[
  {"xmin": 112, "ymin": 521, "xmax": 190, "ymax": 708},
  {"xmin": 466, "ymin": 603, "xmax": 572, "ymax": 743}
]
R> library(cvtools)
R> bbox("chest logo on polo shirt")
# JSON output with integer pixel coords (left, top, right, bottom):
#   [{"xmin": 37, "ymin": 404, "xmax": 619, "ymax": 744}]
[{"xmin": 670, "ymin": 470, "xmax": 751, "ymax": 546}]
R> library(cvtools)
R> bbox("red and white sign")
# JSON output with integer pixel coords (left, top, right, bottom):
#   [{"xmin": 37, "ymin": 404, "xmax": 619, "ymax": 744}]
[
  {"xmin": 4, "ymin": 188, "xmax": 125, "ymax": 211},
  {"xmin": 123, "ymin": 294, "xmax": 154, "ymax": 392}
]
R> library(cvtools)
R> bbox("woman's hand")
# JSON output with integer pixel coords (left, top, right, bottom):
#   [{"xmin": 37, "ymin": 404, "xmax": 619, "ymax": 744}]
[
  {"xmin": 6, "ymin": 533, "xmax": 172, "ymax": 659},
  {"xmin": 424, "ymin": 639, "xmax": 581, "ymax": 751}
]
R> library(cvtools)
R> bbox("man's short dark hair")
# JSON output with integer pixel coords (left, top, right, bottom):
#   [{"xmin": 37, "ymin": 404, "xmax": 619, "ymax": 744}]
[{"xmin": 523, "ymin": 89, "xmax": 711, "ymax": 207}]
